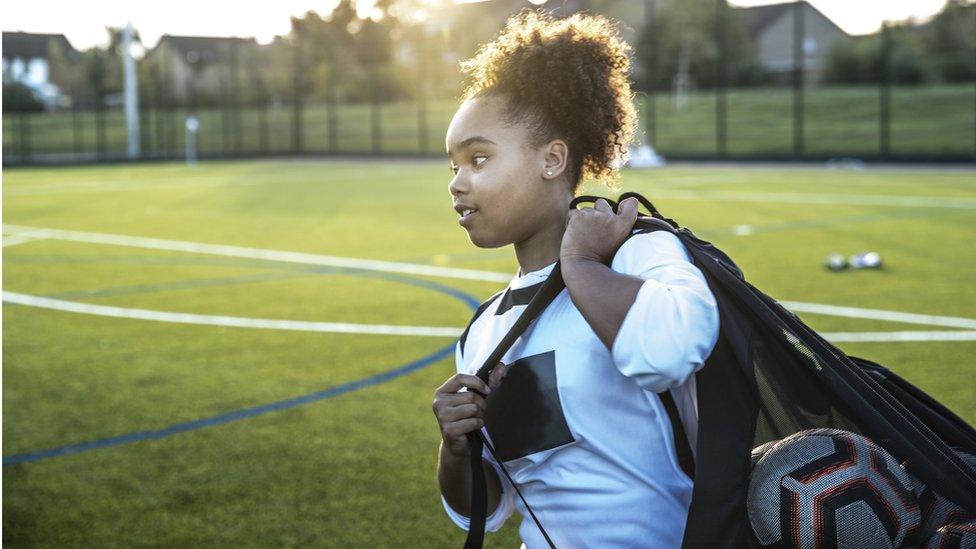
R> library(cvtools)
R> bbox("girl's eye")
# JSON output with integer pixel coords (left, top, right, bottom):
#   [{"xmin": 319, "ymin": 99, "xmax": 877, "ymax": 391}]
[
  {"xmin": 473, "ymin": 155, "xmax": 487, "ymax": 167},
  {"xmin": 450, "ymin": 164, "xmax": 458, "ymax": 175}
]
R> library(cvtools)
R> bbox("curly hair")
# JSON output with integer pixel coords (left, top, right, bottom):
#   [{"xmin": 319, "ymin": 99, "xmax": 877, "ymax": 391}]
[{"xmin": 458, "ymin": 8, "xmax": 639, "ymax": 191}]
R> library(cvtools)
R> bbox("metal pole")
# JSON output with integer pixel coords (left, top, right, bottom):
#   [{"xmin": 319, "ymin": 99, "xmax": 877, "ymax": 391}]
[
  {"xmin": 715, "ymin": 0, "xmax": 727, "ymax": 157},
  {"xmin": 258, "ymin": 77, "xmax": 268, "ymax": 154},
  {"xmin": 292, "ymin": 34, "xmax": 304, "ymax": 153},
  {"xmin": 19, "ymin": 114, "xmax": 31, "ymax": 163},
  {"xmin": 880, "ymin": 23, "xmax": 892, "ymax": 159},
  {"xmin": 417, "ymin": 31, "xmax": 429, "ymax": 155},
  {"xmin": 231, "ymin": 39, "xmax": 242, "ymax": 154},
  {"xmin": 72, "ymin": 89, "xmax": 82, "ymax": 158},
  {"xmin": 326, "ymin": 45, "xmax": 338, "ymax": 154},
  {"xmin": 220, "ymin": 78, "xmax": 229, "ymax": 155},
  {"xmin": 792, "ymin": 1, "xmax": 805, "ymax": 158},
  {"xmin": 96, "ymin": 97, "xmax": 106, "ymax": 161},
  {"xmin": 122, "ymin": 22, "xmax": 140, "ymax": 159},
  {"xmin": 370, "ymin": 65, "xmax": 381, "ymax": 154}
]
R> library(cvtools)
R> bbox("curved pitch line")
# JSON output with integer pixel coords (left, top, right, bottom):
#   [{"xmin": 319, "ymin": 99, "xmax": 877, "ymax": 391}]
[
  {"xmin": 2, "ymin": 343, "xmax": 455, "ymax": 466},
  {"xmin": 3, "ymin": 271, "xmax": 479, "ymax": 466},
  {"xmin": 2, "ymin": 292, "xmax": 464, "ymax": 338}
]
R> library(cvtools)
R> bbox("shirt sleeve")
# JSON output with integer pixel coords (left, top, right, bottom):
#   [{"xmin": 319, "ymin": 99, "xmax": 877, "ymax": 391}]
[
  {"xmin": 441, "ymin": 341, "xmax": 516, "ymax": 531},
  {"xmin": 609, "ymin": 230, "xmax": 720, "ymax": 393},
  {"xmin": 440, "ymin": 448, "xmax": 517, "ymax": 532}
]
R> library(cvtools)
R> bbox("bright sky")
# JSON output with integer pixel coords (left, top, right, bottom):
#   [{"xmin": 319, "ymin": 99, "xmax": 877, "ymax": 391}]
[{"xmin": 0, "ymin": 0, "xmax": 958, "ymax": 51}]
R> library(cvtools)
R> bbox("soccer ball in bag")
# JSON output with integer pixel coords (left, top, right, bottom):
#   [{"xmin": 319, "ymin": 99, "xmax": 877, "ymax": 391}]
[
  {"xmin": 921, "ymin": 521, "xmax": 976, "ymax": 549},
  {"xmin": 748, "ymin": 428, "xmax": 920, "ymax": 548},
  {"xmin": 909, "ymin": 449, "xmax": 976, "ymax": 544}
]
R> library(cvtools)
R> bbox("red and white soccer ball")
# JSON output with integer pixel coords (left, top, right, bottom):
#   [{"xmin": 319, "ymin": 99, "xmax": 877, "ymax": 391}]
[{"xmin": 748, "ymin": 428, "xmax": 921, "ymax": 548}]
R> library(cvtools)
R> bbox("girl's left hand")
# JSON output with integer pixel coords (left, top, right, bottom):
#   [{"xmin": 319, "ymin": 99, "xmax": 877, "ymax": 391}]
[{"xmin": 560, "ymin": 197, "xmax": 638, "ymax": 265}]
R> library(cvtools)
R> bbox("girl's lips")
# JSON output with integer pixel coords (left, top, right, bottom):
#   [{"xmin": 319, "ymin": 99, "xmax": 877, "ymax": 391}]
[{"xmin": 459, "ymin": 209, "xmax": 478, "ymax": 227}]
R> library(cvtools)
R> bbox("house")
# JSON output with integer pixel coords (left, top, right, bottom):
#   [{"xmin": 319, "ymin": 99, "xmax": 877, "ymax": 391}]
[
  {"xmin": 2, "ymin": 31, "xmax": 81, "ymax": 108},
  {"xmin": 142, "ymin": 35, "xmax": 258, "ymax": 102},
  {"xmin": 734, "ymin": 1, "xmax": 851, "ymax": 84}
]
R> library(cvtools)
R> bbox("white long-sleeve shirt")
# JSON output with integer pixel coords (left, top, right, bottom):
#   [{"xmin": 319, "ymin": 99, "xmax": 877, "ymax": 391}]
[{"xmin": 441, "ymin": 229, "xmax": 721, "ymax": 548}]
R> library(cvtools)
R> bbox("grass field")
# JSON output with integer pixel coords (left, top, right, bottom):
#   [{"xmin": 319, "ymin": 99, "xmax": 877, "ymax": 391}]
[
  {"xmin": 4, "ymin": 83, "xmax": 976, "ymax": 162},
  {"xmin": 3, "ymin": 159, "xmax": 976, "ymax": 546}
]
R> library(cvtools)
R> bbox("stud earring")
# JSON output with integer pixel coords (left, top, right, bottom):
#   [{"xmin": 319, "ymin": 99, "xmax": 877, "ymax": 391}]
[{"xmin": 546, "ymin": 170, "xmax": 553, "ymax": 176}]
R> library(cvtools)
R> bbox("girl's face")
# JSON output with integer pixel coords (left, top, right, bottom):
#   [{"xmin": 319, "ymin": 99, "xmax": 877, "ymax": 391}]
[{"xmin": 446, "ymin": 96, "xmax": 569, "ymax": 248}]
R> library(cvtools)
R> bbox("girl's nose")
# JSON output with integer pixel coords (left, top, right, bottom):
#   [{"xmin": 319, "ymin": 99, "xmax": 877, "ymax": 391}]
[{"xmin": 448, "ymin": 174, "xmax": 468, "ymax": 197}]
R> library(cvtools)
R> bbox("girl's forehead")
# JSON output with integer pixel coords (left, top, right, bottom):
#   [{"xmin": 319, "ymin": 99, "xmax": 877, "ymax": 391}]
[{"xmin": 447, "ymin": 97, "xmax": 526, "ymax": 153}]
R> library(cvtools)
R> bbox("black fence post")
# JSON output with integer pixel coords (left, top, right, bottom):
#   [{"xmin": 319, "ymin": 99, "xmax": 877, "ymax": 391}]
[
  {"xmin": 96, "ymin": 97, "xmax": 106, "ymax": 162},
  {"xmin": 879, "ymin": 22, "xmax": 892, "ymax": 159},
  {"xmin": 292, "ymin": 34, "xmax": 304, "ymax": 154},
  {"xmin": 326, "ymin": 45, "xmax": 338, "ymax": 154},
  {"xmin": 259, "ymin": 77, "xmax": 269, "ymax": 155},
  {"xmin": 153, "ymin": 71, "xmax": 165, "ymax": 159},
  {"xmin": 416, "ymin": 31, "xmax": 429, "ymax": 155},
  {"xmin": 370, "ymin": 65, "xmax": 381, "ymax": 154},
  {"xmin": 715, "ymin": 0, "xmax": 727, "ymax": 157},
  {"xmin": 19, "ymin": 114, "xmax": 32, "ymax": 164},
  {"xmin": 258, "ymin": 75, "xmax": 269, "ymax": 155},
  {"xmin": 231, "ymin": 39, "xmax": 242, "ymax": 155},
  {"xmin": 72, "ymin": 88, "xmax": 83, "ymax": 159},
  {"xmin": 792, "ymin": 1, "xmax": 805, "ymax": 159},
  {"xmin": 140, "ymin": 87, "xmax": 151, "ymax": 159}
]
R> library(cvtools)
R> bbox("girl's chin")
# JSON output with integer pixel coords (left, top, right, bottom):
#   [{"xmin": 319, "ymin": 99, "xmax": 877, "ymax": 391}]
[{"xmin": 466, "ymin": 230, "xmax": 507, "ymax": 249}]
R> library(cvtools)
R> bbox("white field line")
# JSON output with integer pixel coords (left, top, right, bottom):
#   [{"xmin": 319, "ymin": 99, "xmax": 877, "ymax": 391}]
[
  {"xmin": 2, "ymin": 292, "xmax": 463, "ymax": 338},
  {"xmin": 1, "ymin": 224, "xmax": 512, "ymax": 283},
  {"xmin": 5, "ymin": 224, "xmax": 976, "ymax": 342},
  {"xmin": 779, "ymin": 301, "xmax": 976, "ymax": 330},
  {"xmin": 2, "ymin": 231, "xmax": 48, "ymax": 248},
  {"xmin": 5, "ymin": 291, "xmax": 971, "ymax": 342},
  {"xmin": 650, "ymin": 190, "xmax": 976, "ymax": 209},
  {"xmin": 820, "ymin": 331, "xmax": 976, "ymax": 342}
]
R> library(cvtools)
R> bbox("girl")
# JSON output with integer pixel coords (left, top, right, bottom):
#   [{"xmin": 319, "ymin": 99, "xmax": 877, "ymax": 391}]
[{"xmin": 431, "ymin": 9, "xmax": 720, "ymax": 548}]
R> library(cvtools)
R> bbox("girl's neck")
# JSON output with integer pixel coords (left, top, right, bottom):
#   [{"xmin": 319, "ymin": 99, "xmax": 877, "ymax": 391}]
[{"xmin": 514, "ymin": 214, "xmax": 567, "ymax": 277}]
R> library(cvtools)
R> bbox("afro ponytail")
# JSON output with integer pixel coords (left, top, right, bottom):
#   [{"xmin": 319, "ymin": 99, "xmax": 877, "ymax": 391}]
[{"xmin": 458, "ymin": 8, "xmax": 639, "ymax": 190}]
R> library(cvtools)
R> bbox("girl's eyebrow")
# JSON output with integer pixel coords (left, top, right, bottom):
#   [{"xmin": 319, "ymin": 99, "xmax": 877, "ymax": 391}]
[{"xmin": 447, "ymin": 136, "xmax": 497, "ymax": 158}]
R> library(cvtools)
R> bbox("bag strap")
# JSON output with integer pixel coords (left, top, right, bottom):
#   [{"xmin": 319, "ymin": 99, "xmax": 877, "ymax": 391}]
[
  {"xmin": 462, "ymin": 193, "xmax": 696, "ymax": 548},
  {"xmin": 464, "ymin": 264, "xmax": 565, "ymax": 549}
]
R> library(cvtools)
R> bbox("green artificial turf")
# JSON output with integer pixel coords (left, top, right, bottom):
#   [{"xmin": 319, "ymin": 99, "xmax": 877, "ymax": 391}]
[{"xmin": 3, "ymin": 159, "xmax": 975, "ymax": 546}]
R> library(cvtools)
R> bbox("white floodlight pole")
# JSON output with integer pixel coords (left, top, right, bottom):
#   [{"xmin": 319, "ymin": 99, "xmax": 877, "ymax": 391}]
[{"xmin": 123, "ymin": 22, "xmax": 140, "ymax": 159}]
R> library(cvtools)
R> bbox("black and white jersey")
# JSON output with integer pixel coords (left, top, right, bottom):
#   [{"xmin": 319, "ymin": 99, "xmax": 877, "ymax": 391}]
[{"xmin": 441, "ymin": 230, "xmax": 721, "ymax": 548}]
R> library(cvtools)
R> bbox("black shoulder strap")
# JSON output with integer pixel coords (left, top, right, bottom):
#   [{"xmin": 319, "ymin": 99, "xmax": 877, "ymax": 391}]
[{"xmin": 458, "ymin": 291, "xmax": 503, "ymax": 359}]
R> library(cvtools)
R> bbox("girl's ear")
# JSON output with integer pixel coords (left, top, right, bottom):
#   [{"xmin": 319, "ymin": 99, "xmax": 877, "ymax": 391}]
[{"xmin": 542, "ymin": 139, "xmax": 569, "ymax": 180}]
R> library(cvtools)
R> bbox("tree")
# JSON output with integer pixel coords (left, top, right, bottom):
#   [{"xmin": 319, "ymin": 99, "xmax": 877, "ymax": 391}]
[
  {"xmin": 635, "ymin": 0, "xmax": 766, "ymax": 92},
  {"xmin": 3, "ymin": 82, "xmax": 44, "ymax": 112},
  {"xmin": 824, "ymin": 24, "xmax": 927, "ymax": 85},
  {"xmin": 921, "ymin": 0, "xmax": 976, "ymax": 82}
]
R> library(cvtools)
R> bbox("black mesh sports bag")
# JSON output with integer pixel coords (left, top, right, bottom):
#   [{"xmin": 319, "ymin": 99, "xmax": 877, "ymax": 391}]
[{"xmin": 459, "ymin": 192, "xmax": 976, "ymax": 548}]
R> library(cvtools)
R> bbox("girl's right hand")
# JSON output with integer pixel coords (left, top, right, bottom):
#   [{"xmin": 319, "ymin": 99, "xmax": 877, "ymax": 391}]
[{"xmin": 433, "ymin": 373, "xmax": 492, "ymax": 458}]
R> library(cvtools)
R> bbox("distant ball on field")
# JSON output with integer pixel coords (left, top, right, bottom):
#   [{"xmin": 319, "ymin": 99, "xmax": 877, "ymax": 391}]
[
  {"xmin": 748, "ymin": 428, "xmax": 920, "ymax": 549},
  {"xmin": 825, "ymin": 254, "xmax": 848, "ymax": 271},
  {"xmin": 921, "ymin": 521, "xmax": 976, "ymax": 549}
]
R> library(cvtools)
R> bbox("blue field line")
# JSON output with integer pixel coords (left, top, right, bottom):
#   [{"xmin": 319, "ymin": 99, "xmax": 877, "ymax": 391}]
[
  {"xmin": 3, "ymin": 343, "xmax": 456, "ymax": 466},
  {"xmin": 3, "ymin": 271, "xmax": 487, "ymax": 466}
]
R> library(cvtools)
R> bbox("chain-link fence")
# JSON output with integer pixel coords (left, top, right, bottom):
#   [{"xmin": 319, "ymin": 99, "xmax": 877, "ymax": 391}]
[{"xmin": 4, "ymin": 3, "xmax": 975, "ymax": 166}]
